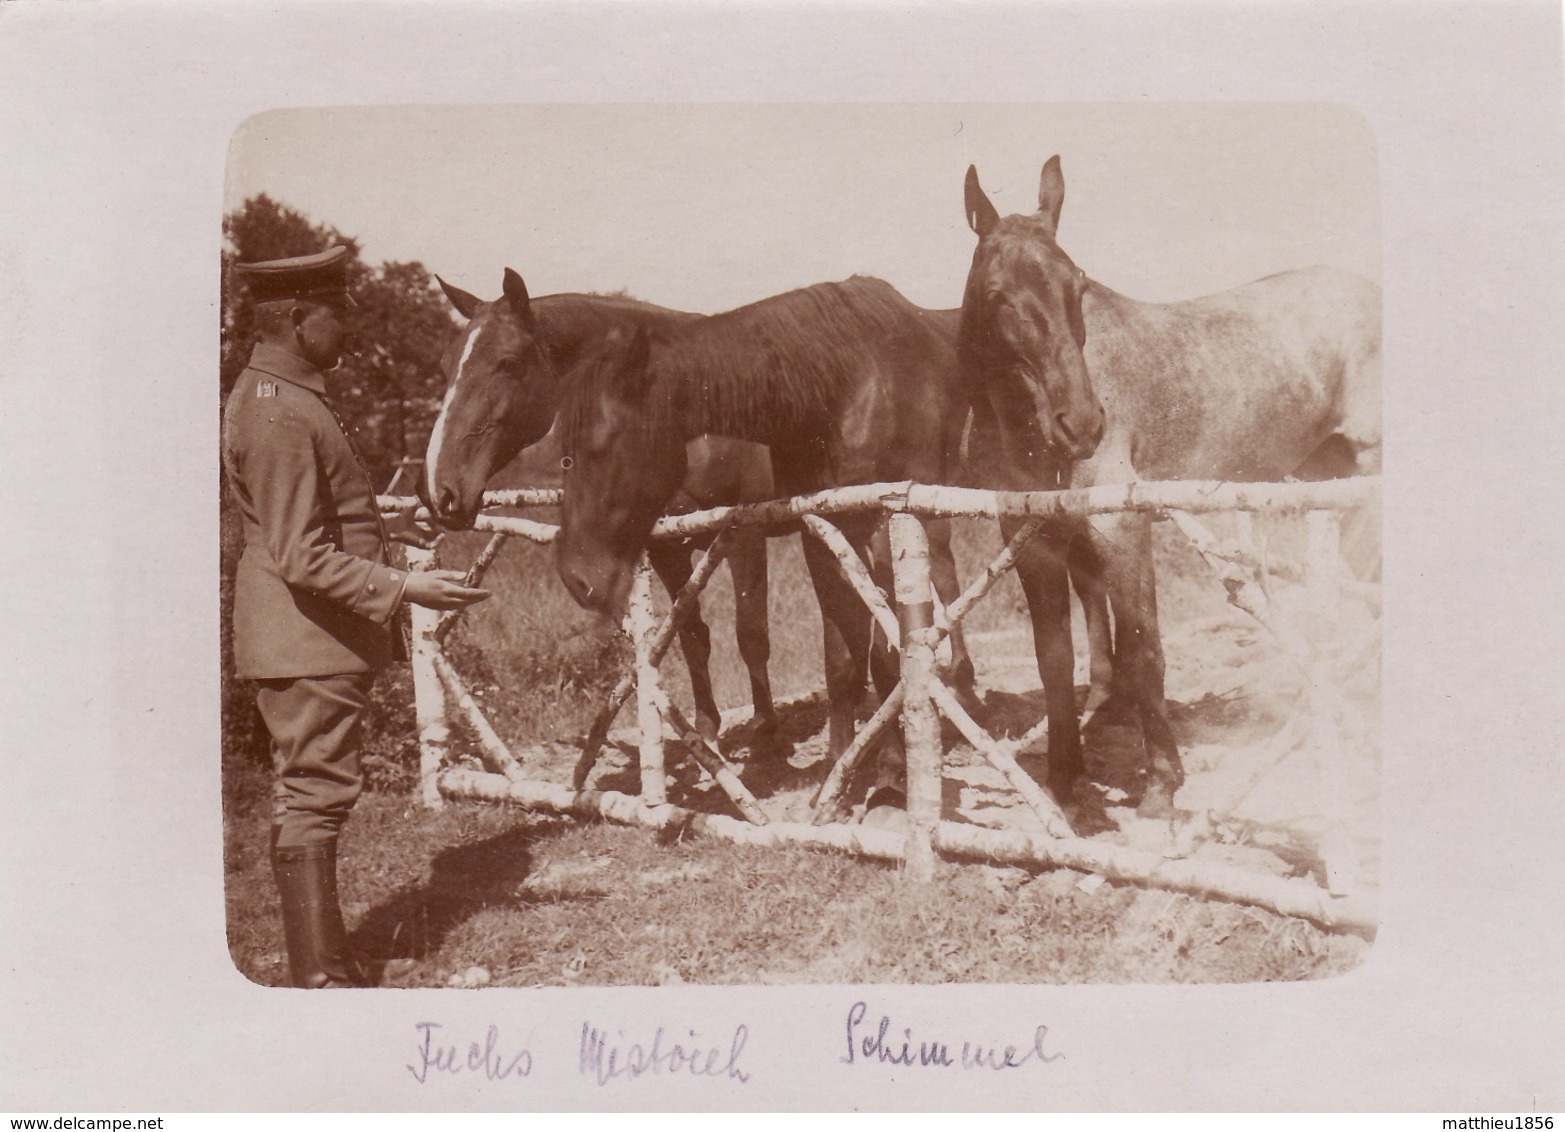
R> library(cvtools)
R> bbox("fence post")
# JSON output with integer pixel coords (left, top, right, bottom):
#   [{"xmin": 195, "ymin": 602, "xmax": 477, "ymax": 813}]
[
  {"xmin": 890, "ymin": 512, "xmax": 941, "ymax": 882},
  {"xmin": 627, "ymin": 554, "xmax": 668, "ymax": 807},
  {"xmin": 1306, "ymin": 509, "xmax": 1356, "ymax": 895},
  {"xmin": 405, "ymin": 544, "xmax": 449, "ymax": 810}
]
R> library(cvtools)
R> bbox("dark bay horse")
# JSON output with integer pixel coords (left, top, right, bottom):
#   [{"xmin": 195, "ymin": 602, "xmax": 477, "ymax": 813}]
[
  {"xmin": 420, "ymin": 272, "xmax": 984, "ymax": 745},
  {"xmin": 962, "ymin": 157, "xmax": 1381, "ymax": 815},
  {"xmin": 421, "ymin": 274, "xmax": 777, "ymax": 741},
  {"xmin": 553, "ymin": 275, "xmax": 1106, "ymax": 798}
]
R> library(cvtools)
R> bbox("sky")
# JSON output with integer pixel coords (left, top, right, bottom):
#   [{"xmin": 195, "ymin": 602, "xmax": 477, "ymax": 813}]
[{"xmin": 225, "ymin": 102, "xmax": 1379, "ymax": 315}]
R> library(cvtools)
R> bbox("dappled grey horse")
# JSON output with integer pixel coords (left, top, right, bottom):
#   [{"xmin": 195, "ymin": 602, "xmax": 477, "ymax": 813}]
[{"xmin": 961, "ymin": 157, "xmax": 1381, "ymax": 815}]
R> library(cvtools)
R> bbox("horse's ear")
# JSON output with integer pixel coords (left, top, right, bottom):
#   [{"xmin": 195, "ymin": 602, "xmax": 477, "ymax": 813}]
[
  {"xmin": 1037, "ymin": 156, "xmax": 1065, "ymax": 236},
  {"xmin": 436, "ymin": 275, "xmax": 482, "ymax": 319},
  {"xmin": 502, "ymin": 268, "xmax": 535, "ymax": 327},
  {"xmin": 598, "ymin": 325, "xmax": 656, "ymax": 403},
  {"xmin": 965, "ymin": 165, "xmax": 1000, "ymax": 237},
  {"xmin": 615, "ymin": 326, "xmax": 656, "ymax": 399}
]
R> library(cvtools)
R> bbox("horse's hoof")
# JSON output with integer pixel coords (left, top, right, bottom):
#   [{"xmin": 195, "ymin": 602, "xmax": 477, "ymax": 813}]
[
  {"xmin": 1046, "ymin": 764, "xmax": 1087, "ymax": 809},
  {"xmin": 1067, "ymin": 778, "xmax": 1118, "ymax": 836},
  {"xmin": 1136, "ymin": 779, "xmax": 1179, "ymax": 819},
  {"xmin": 1069, "ymin": 804, "xmax": 1117, "ymax": 838}
]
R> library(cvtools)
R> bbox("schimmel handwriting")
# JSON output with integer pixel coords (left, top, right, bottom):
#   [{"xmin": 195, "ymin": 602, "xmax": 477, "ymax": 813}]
[{"xmin": 841, "ymin": 1001, "xmax": 1064, "ymax": 1070}]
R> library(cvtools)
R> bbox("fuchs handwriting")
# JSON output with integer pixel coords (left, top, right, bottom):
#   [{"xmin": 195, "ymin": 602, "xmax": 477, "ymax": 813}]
[
  {"xmin": 841, "ymin": 1001, "xmax": 1064, "ymax": 1070},
  {"xmin": 407, "ymin": 1022, "xmax": 533, "ymax": 1084},
  {"xmin": 580, "ymin": 1022, "xmax": 751, "ymax": 1085}
]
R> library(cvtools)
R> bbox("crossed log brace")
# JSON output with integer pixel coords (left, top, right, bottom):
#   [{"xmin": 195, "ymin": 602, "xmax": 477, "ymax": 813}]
[{"xmin": 395, "ymin": 477, "xmax": 1380, "ymax": 936}]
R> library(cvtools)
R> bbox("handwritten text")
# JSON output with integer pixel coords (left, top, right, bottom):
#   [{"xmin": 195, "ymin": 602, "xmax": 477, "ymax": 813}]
[
  {"xmin": 841, "ymin": 1001, "xmax": 1064, "ymax": 1071},
  {"xmin": 580, "ymin": 1022, "xmax": 751, "ymax": 1085},
  {"xmin": 407, "ymin": 1022, "xmax": 533, "ymax": 1084}
]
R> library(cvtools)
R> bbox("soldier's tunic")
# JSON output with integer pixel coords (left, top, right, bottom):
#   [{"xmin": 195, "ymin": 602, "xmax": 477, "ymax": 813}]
[{"xmin": 223, "ymin": 342, "xmax": 407, "ymax": 846}]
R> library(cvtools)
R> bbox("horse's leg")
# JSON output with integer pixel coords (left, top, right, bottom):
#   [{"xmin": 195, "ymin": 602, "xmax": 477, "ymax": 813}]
[
  {"xmin": 1336, "ymin": 343, "xmax": 1383, "ymax": 584},
  {"xmin": 926, "ymin": 516, "xmax": 979, "ymax": 708},
  {"xmin": 647, "ymin": 541, "xmax": 722, "ymax": 744},
  {"xmin": 858, "ymin": 517, "xmax": 903, "ymax": 695},
  {"xmin": 1069, "ymin": 535, "xmax": 1114, "ymax": 718},
  {"xmin": 727, "ymin": 529, "xmax": 778, "ymax": 736},
  {"xmin": 1089, "ymin": 512, "xmax": 1181, "ymax": 817},
  {"xmin": 1345, "ymin": 420, "xmax": 1383, "ymax": 584},
  {"xmin": 853, "ymin": 515, "xmax": 908, "ymax": 807},
  {"xmin": 771, "ymin": 447, "xmax": 878, "ymax": 795},
  {"xmin": 797, "ymin": 529, "xmax": 873, "ymax": 762},
  {"xmin": 1292, "ymin": 432, "xmax": 1382, "ymax": 583},
  {"xmin": 1008, "ymin": 522, "xmax": 1082, "ymax": 803},
  {"xmin": 1337, "ymin": 498, "xmax": 1382, "ymax": 584}
]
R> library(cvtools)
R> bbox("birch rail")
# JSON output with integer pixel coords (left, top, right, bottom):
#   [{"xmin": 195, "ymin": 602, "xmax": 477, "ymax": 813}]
[
  {"xmin": 635, "ymin": 477, "xmax": 1377, "ymax": 541},
  {"xmin": 390, "ymin": 473, "xmax": 1380, "ymax": 937},
  {"xmin": 439, "ymin": 767, "xmax": 1374, "ymax": 935},
  {"xmin": 384, "ymin": 477, "xmax": 1376, "ymax": 541}
]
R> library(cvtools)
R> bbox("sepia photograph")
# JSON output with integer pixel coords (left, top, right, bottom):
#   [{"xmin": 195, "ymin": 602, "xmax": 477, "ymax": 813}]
[
  {"xmin": 3, "ymin": 0, "xmax": 1562, "ymax": 1116},
  {"xmin": 220, "ymin": 103, "xmax": 1383, "ymax": 990}
]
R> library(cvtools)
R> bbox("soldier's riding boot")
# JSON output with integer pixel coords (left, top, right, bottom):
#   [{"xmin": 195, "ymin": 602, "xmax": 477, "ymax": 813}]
[{"xmin": 272, "ymin": 840, "xmax": 362, "ymax": 988}]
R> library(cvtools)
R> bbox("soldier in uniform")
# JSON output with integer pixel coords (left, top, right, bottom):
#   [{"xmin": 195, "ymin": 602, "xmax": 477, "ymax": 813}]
[{"xmin": 223, "ymin": 246, "xmax": 490, "ymax": 988}]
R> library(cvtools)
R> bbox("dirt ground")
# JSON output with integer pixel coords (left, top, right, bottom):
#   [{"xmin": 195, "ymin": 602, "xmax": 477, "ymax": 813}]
[
  {"xmin": 230, "ymin": 512, "xmax": 1379, "ymax": 989},
  {"xmin": 449, "ymin": 568, "xmax": 1381, "ymax": 908}
]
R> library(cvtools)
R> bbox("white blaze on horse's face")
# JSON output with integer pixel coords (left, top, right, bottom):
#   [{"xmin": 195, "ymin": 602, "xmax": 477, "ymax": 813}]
[
  {"xmin": 425, "ymin": 320, "xmax": 485, "ymax": 511},
  {"xmin": 423, "ymin": 275, "xmax": 555, "ymax": 529}
]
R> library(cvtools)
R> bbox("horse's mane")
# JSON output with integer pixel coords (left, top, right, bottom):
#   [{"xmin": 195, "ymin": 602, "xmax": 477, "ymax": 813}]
[
  {"xmin": 533, "ymin": 292, "xmax": 700, "ymax": 354},
  {"xmin": 564, "ymin": 276, "xmax": 928, "ymax": 447}
]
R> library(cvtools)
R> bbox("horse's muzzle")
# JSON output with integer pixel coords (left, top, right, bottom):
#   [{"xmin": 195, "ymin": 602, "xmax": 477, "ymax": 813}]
[
  {"xmin": 557, "ymin": 549, "xmax": 633, "ymax": 620},
  {"xmin": 1053, "ymin": 403, "xmax": 1106, "ymax": 461},
  {"xmin": 432, "ymin": 486, "xmax": 479, "ymax": 531}
]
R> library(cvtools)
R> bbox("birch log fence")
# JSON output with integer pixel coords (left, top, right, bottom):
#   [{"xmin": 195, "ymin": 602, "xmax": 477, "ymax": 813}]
[{"xmin": 385, "ymin": 474, "xmax": 1380, "ymax": 937}]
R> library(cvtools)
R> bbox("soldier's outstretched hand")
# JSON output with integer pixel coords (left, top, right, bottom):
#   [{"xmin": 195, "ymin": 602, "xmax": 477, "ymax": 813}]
[{"xmin": 403, "ymin": 569, "xmax": 491, "ymax": 610}]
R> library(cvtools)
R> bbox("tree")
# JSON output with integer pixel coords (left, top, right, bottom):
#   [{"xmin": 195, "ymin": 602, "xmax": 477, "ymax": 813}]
[{"xmin": 221, "ymin": 194, "xmax": 457, "ymax": 485}]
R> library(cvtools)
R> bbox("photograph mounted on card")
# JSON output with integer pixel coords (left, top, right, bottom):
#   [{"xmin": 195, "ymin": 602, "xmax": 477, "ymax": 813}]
[{"xmin": 219, "ymin": 102, "xmax": 1382, "ymax": 991}]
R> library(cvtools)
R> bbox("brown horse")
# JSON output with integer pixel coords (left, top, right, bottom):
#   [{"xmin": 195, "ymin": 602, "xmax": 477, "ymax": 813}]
[
  {"xmin": 553, "ymin": 274, "xmax": 1107, "ymax": 802},
  {"xmin": 421, "ymin": 274, "xmax": 776, "ymax": 741},
  {"xmin": 420, "ymin": 272, "xmax": 984, "ymax": 745},
  {"xmin": 961, "ymin": 157, "xmax": 1381, "ymax": 815}
]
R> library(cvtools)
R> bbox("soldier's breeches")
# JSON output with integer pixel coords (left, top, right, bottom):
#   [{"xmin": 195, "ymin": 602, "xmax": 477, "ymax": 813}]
[{"xmin": 255, "ymin": 673, "xmax": 376, "ymax": 848}]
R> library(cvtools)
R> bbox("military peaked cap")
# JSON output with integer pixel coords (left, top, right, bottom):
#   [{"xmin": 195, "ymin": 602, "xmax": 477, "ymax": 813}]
[{"xmin": 236, "ymin": 245, "xmax": 356, "ymax": 305}]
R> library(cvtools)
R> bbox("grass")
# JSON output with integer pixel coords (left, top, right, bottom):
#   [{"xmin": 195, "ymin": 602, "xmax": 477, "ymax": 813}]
[
  {"xmin": 223, "ymin": 435, "xmax": 1383, "ymax": 989},
  {"xmin": 429, "ymin": 510, "xmax": 1234, "ymax": 740},
  {"xmin": 222, "ymin": 473, "xmax": 1375, "ymax": 988},
  {"xmin": 225, "ymin": 756, "xmax": 1366, "ymax": 988}
]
